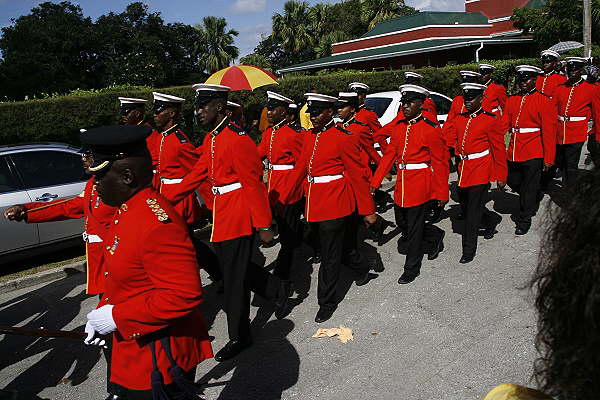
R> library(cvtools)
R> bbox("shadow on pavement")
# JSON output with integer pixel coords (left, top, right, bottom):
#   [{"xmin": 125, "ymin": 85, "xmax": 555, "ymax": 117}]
[
  {"xmin": 0, "ymin": 270, "xmax": 100, "ymax": 398},
  {"xmin": 197, "ymin": 319, "xmax": 299, "ymax": 400}
]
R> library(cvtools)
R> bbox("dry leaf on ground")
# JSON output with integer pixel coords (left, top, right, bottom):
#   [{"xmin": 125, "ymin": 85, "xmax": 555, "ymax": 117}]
[{"xmin": 312, "ymin": 326, "xmax": 353, "ymax": 344}]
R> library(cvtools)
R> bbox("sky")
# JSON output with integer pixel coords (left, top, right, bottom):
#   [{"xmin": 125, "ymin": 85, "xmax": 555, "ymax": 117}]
[{"xmin": 0, "ymin": 0, "xmax": 465, "ymax": 58}]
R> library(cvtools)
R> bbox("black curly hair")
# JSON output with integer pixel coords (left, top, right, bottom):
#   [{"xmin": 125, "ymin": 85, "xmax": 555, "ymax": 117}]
[{"xmin": 530, "ymin": 168, "xmax": 600, "ymax": 399}]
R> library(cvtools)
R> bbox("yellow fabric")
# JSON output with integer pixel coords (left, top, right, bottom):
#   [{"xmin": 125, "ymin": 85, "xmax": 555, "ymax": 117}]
[
  {"xmin": 299, "ymin": 103, "xmax": 313, "ymax": 129},
  {"xmin": 205, "ymin": 67, "xmax": 228, "ymax": 84},
  {"xmin": 482, "ymin": 384, "xmax": 554, "ymax": 400},
  {"xmin": 205, "ymin": 65, "xmax": 277, "ymax": 90}
]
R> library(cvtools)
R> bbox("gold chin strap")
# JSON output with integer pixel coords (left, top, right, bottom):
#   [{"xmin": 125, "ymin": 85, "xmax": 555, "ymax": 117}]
[{"xmin": 88, "ymin": 160, "xmax": 110, "ymax": 172}]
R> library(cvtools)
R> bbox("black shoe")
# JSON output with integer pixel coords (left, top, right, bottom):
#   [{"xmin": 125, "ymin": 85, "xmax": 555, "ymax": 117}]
[
  {"xmin": 483, "ymin": 229, "xmax": 495, "ymax": 240},
  {"xmin": 428, "ymin": 232, "xmax": 445, "ymax": 260},
  {"xmin": 274, "ymin": 280, "xmax": 293, "ymax": 320},
  {"xmin": 355, "ymin": 271, "xmax": 371, "ymax": 286},
  {"xmin": 397, "ymin": 272, "xmax": 418, "ymax": 284},
  {"xmin": 459, "ymin": 254, "xmax": 474, "ymax": 264},
  {"xmin": 315, "ymin": 306, "xmax": 336, "ymax": 323},
  {"xmin": 214, "ymin": 339, "xmax": 252, "ymax": 362},
  {"xmin": 515, "ymin": 227, "xmax": 529, "ymax": 235}
]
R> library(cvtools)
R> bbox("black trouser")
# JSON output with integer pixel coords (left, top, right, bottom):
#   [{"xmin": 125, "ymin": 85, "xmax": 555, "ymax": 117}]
[
  {"xmin": 311, "ymin": 215, "xmax": 363, "ymax": 311},
  {"xmin": 588, "ymin": 134, "xmax": 600, "ymax": 165},
  {"xmin": 556, "ymin": 142, "xmax": 584, "ymax": 187},
  {"xmin": 458, "ymin": 183, "xmax": 492, "ymax": 257},
  {"xmin": 188, "ymin": 225, "xmax": 223, "ymax": 282},
  {"xmin": 507, "ymin": 158, "xmax": 543, "ymax": 231},
  {"xmin": 394, "ymin": 203, "xmax": 444, "ymax": 278},
  {"xmin": 273, "ymin": 200, "xmax": 304, "ymax": 280},
  {"xmin": 113, "ymin": 367, "xmax": 196, "ymax": 399},
  {"xmin": 213, "ymin": 235, "xmax": 281, "ymax": 342}
]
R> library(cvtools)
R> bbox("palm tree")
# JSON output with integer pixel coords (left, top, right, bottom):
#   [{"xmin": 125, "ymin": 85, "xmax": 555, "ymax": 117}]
[
  {"xmin": 315, "ymin": 30, "xmax": 349, "ymax": 58},
  {"xmin": 272, "ymin": 1, "xmax": 314, "ymax": 54},
  {"xmin": 195, "ymin": 16, "xmax": 239, "ymax": 73},
  {"xmin": 360, "ymin": 0, "xmax": 417, "ymax": 30},
  {"xmin": 309, "ymin": 3, "xmax": 331, "ymax": 38}
]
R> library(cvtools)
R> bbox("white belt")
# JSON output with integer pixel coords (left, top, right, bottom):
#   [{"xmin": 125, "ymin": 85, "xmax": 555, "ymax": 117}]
[
  {"xmin": 558, "ymin": 115, "xmax": 587, "ymax": 122},
  {"xmin": 212, "ymin": 182, "xmax": 242, "ymax": 195},
  {"xmin": 269, "ymin": 164, "xmax": 294, "ymax": 171},
  {"xmin": 511, "ymin": 128, "xmax": 540, "ymax": 134},
  {"xmin": 161, "ymin": 178, "xmax": 183, "ymax": 184},
  {"xmin": 492, "ymin": 107, "xmax": 500, "ymax": 113},
  {"xmin": 82, "ymin": 232, "xmax": 103, "ymax": 243},
  {"xmin": 459, "ymin": 149, "xmax": 490, "ymax": 161},
  {"xmin": 397, "ymin": 162, "xmax": 429, "ymax": 170},
  {"xmin": 308, "ymin": 174, "xmax": 343, "ymax": 184}
]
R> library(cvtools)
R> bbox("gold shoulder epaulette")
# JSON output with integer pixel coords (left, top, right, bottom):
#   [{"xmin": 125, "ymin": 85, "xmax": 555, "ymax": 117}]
[{"xmin": 146, "ymin": 198, "xmax": 170, "ymax": 223}]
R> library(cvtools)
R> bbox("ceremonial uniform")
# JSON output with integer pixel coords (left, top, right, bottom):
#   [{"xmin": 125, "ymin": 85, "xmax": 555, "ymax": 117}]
[
  {"xmin": 504, "ymin": 79, "xmax": 557, "ymax": 233},
  {"xmin": 342, "ymin": 116, "xmax": 382, "ymax": 169},
  {"xmin": 553, "ymin": 77, "xmax": 600, "ymax": 185},
  {"xmin": 371, "ymin": 110, "xmax": 448, "ymax": 280},
  {"xmin": 24, "ymin": 177, "xmax": 114, "ymax": 295},
  {"xmin": 536, "ymin": 72, "xmax": 567, "ymax": 98},
  {"xmin": 443, "ymin": 91, "xmax": 507, "ymax": 260},
  {"xmin": 483, "ymin": 81, "xmax": 508, "ymax": 116},
  {"xmin": 258, "ymin": 95, "xmax": 306, "ymax": 280},
  {"xmin": 289, "ymin": 98, "xmax": 375, "ymax": 312}
]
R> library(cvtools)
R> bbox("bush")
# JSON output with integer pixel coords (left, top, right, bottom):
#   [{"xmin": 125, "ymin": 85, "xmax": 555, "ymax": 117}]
[{"xmin": 0, "ymin": 57, "xmax": 537, "ymax": 146}]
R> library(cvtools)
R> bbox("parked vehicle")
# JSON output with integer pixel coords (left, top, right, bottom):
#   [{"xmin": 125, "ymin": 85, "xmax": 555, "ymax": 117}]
[
  {"xmin": 0, "ymin": 143, "xmax": 88, "ymax": 262},
  {"xmin": 365, "ymin": 91, "xmax": 453, "ymax": 126}
]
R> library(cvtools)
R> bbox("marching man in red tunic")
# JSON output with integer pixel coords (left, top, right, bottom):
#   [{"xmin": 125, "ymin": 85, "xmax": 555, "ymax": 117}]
[
  {"xmin": 536, "ymin": 50, "xmax": 567, "ymax": 98},
  {"xmin": 442, "ymin": 83, "xmax": 508, "ymax": 264},
  {"xmin": 479, "ymin": 64, "xmax": 508, "ymax": 117},
  {"xmin": 287, "ymin": 92, "xmax": 377, "ymax": 323},
  {"xmin": 552, "ymin": 57, "xmax": 600, "ymax": 187},
  {"xmin": 404, "ymin": 72, "xmax": 438, "ymax": 121},
  {"xmin": 257, "ymin": 91, "xmax": 306, "ymax": 282},
  {"xmin": 370, "ymin": 85, "xmax": 448, "ymax": 284},
  {"xmin": 81, "ymin": 125, "xmax": 213, "ymax": 399},
  {"xmin": 503, "ymin": 65, "xmax": 557, "ymax": 235}
]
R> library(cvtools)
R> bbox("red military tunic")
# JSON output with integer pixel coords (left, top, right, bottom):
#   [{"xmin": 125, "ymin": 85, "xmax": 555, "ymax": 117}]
[
  {"xmin": 288, "ymin": 120, "xmax": 375, "ymax": 223},
  {"xmin": 483, "ymin": 81, "xmax": 508, "ymax": 116},
  {"xmin": 446, "ymin": 95, "xmax": 467, "ymax": 124},
  {"xmin": 145, "ymin": 125, "xmax": 161, "ymax": 172},
  {"xmin": 98, "ymin": 187, "xmax": 212, "ymax": 390},
  {"xmin": 503, "ymin": 90, "xmax": 557, "ymax": 164},
  {"xmin": 164, "ymin": 119, "xmax": 272, "ymax": 242},
  {"xmin": 371, "ymin": 115, "xmax": 449, "ymax": 208},
  {"xmin": 257, "ymin": 121, "xmax": 305, "ymax": 206},
  {"xmin": 342, "ymin": 117, "xmax": 382, "ymax": 167},
  {"xmin": 149, "ymin": 124, "xmax": 202, "ymax": 224},
  {"xmin": 374, "ymin": 105, "xmax": 439, "ymax": 152},
  {"xmin": 554, "ymin": 79, "xmax": 600, "ymax": 144},
  {"xmin": 24, "ymin": 177, "xmax": 114, "ymax": 294},
  {"xmin": 536, "ymin": 73, "xmax": 567, "ymax": 98},
  {"xmin": 422, "ymin": 97, "xmax": 438, "ymax": 119},
  {"xmin": 356, "ymin": 105, "xmax": 388, "ymax": 151},
  {"xmin": 443, "ymin": 108, "xmax": 508, "ymax": 187}
]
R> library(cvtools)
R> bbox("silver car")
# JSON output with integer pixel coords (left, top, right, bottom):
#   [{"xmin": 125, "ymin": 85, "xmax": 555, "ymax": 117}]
[{"xmin": 0, "ymin": 143, "xmax": 88, "ymax": 262}]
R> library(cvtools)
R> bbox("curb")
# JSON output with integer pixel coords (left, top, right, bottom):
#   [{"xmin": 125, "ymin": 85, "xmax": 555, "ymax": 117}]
[{"xmin": 0, "ymin": 260, "xmax": 86, "ymax": 295}]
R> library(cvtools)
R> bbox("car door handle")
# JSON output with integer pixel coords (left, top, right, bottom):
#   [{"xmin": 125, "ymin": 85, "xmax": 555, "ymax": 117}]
[{"xmin": 35, "ymin": 193, "xmax": 59, "ymax": 201}]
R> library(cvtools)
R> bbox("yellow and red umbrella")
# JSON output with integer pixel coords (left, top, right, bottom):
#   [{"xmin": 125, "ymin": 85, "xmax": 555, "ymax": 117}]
[{"xmin": 205, "ymin": 65, "xmax": 278, "ymax": 91}]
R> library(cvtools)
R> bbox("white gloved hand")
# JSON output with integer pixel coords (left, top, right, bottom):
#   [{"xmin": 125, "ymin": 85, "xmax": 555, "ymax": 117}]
[
  {"xmin": 83, "ymin": 321, "xmax": 107, "ymax": 347},
  {"xmin": 87, "ymin": 305, "xmax": 117, "ymax": 335}
]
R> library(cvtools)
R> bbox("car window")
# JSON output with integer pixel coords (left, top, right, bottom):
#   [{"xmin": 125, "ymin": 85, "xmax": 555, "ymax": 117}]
[
  {"xmin": 429, "ymin": 93, "xmax": 451, "ymax": 115},
  {"xmin": 364, "ymin": 97, "xmax": 393, "ymax": 118},
  {"xmin": 10, "ymin": 150, "xmax": 87, "ymax": 189},
  {"xmin": 0, "ymin": 156, "xmax": 23, "ymax": 194}
]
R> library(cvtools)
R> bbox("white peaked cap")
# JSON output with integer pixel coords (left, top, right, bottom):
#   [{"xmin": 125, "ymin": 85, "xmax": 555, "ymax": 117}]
[
  {"xmin": 404, "ymin": 71, "xmax": 423, "ymax": 79},
  {"xmin": 304, "ymin": 93, "xmax": 338, "ymax": 103},
  {"xmin": 227, "ymin": 101, "xmax": 241, "ymax": 108},
  {"xmin": 516, "ymin": 65, "xmax": 543, "ymax": 74},
  {"xmin": 152, "ymin": 92, "xmax": 185, "ymax": 103},
  {"xmin": 267, "ymin": 91, "xmax": 294, "ymax": 104},
  {"xmin": 348, "ymin": 82, "xmax": 369, "ymax": 91},
  {"xmin": 564, "ymin": 56, "xmax": 588, "ymax": 64},
  {"xmin": 289, "ymin": 103, "xmax": 298, "ymax": 109},
  {"xmin": 399, "ymin": 84, "xmax": 430, "ymax": 97},
  {"xmin": 460, "ymin": 70, "xmax": 482, "ymax": 77},
  {"xmin": 118, "ymin": 97, "xmax": 147, "ymax": 105},
  {"xmin": 192, "ymin": 83, "xmax": 231, "ymax": 92},
  {"xmin": 338, "ymin": 92, "xmax": 358, "ymax": 98},
  {"xmin": 80, "ymin": 129, "xmax": 87, "ymax": 133},
  {"xmin": 479, "ymin": 63, "xmax": 496, "ymax": 70},
  {"xmin": 541, "ymin": 49, "xmax": 560, "ymax": 59},
  {"xmin": 460, "ymin": 83, "xmax": 488, "ymax": 91}
]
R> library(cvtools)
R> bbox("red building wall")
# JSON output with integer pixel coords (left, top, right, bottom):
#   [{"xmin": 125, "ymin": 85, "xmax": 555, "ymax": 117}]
[{"xmin": 465, "ymin": 0, "xmax": 529, "ymax": 19}]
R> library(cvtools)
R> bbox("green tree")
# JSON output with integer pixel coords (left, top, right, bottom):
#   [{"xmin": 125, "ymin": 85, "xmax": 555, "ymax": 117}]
[
  {"xmin": 239, "ymin": 53, "xmax": 272, "ymax": 69},
  {"xmin": 272, "ymin": 1, "xmax": 314, "ymax": 58},
  {"xmin": 512, "ymin": 0, "xmax": 600, "ymax": 50},
  {"xmin": 195, "ymin": 16, "xmax": 239, "ymax": 73},
  {"xmin": 359, "ymin": 0, "xmax": 416, "ymax": 30},
  {"xmin": 316, "ymin": 31, "xmax": 350, "ymax": 58},
  {"xmin": 0, "ymin": 1, "xmax": 97, "ymax": 100}
]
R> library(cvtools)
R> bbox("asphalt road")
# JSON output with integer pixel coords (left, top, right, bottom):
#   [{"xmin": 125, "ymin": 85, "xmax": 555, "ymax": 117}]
[{"xmin": 0, "ymin": 171, "xmax": 557, "ymax": 400}]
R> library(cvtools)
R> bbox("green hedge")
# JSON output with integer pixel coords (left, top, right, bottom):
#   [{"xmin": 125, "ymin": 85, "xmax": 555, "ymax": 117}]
[{"xmin": 0, "ymin": 57, "xmax": 536, "ymax": 146}]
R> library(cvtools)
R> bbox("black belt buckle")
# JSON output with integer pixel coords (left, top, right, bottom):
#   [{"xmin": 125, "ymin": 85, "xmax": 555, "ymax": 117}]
[
  {"xmin": 307, "ymin": 175, "xmax": 314, "ymax": 183},
  {"xmin": 398, "ymin": 163, "xmax": 407, "ymax": 170},
  {"xmin": 212, "ymin": 187, "xmax": 220, "ymax": 195},
  {"xmin": 459, "ymin": 154, "xmax": 469, "ymax": 161}
]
